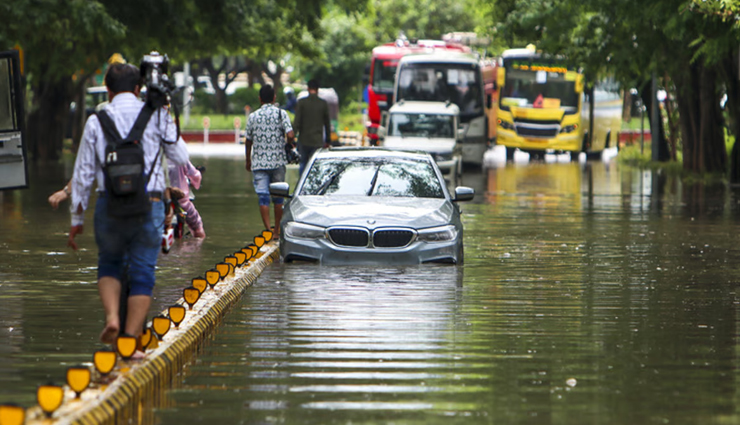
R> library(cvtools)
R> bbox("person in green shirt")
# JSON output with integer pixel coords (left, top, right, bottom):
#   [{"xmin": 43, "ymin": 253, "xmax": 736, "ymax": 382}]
[{"xmin": 293, "ymin": 79, "xmax": 331, "ymax": 175}]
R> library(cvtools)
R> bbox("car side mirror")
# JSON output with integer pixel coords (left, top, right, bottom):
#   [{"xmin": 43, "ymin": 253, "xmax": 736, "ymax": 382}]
[
  {"xmin": 269, "ymin": 182, "xmax": 291, "ymax": 198},
  {"xmin": 453, "ymin": 186, "xmax": 474, "ymax": 202}
]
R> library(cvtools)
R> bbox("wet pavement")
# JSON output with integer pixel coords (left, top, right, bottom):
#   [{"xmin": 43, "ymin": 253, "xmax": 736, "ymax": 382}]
[{"xmin": 2, "ymin": 146, "xmax": 740, "ymax": 424}]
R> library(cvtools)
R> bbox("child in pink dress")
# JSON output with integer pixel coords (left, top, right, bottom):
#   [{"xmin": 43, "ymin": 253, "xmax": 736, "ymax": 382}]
[{"xmin": 168, "ymin": 161, "xmax": 206, "ymax": 238}]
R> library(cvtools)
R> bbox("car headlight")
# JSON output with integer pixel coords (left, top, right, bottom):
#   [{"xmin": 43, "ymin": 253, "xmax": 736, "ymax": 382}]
[
  {"xmin": 497, "ymin": 119, "xmax": 515, "ymax": 131},
  {"xmin": 417, "ymin": 225, "xmax": 458, "ymax": 243},
  {"xmin": 560, "ymin": 124, "xmax": 578, "ymax": 134},
  {"xmin": 285, "ymin": 222, "xmax": 326, "ymax": 239}
]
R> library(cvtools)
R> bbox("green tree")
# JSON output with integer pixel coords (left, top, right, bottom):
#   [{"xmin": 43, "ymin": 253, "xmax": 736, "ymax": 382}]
[
  {"xmin": 0, "ymin": 0, "xmax": 365, "ymax": 160},
  {"xmin": 298, "ymin": 11, "xmax": 374, "ymax": 106}
]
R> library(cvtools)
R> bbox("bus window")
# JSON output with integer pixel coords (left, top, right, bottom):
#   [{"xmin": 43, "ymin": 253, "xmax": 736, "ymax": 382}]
[
  {"xmin": 397, "ymin": 63, "xmax": 482, "ymax": 115},
  {"xmin": 372, "ymin": 59, "xmax": 398, "ymax": 92},
  {"xmin": 500, "ymin": 68, "xmax": 578, "ymax": 113}
]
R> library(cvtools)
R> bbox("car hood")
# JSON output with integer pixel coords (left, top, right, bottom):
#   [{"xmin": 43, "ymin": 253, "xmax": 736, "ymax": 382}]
[
  {"xmin": 289, "ymin": 196, "xmax": 455, "ymax": 229},
  {"xmin": 383, "ymin": 136, "xmax": 456, "ymax": 154}
]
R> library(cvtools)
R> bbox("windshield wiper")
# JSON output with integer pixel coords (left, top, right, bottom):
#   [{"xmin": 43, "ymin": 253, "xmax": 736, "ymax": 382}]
[
  {"xmin": 366, "ymin": 165, "xmax": 382, "ymax": 196},
  {"xmin": 317, "ymin": 165, "xmax": 349, "ymax": 195}
]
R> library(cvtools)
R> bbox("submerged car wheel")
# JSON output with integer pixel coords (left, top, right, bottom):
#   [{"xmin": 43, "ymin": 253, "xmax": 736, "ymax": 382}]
[{"xmin": 457, "ymin": 244, "xmax": 465, "ymax": 265}]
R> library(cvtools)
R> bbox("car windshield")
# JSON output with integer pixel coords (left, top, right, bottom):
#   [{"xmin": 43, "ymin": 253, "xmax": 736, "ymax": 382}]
[
  {"xmin": 300, "ymin": 157, "xmax": 444, "ymax": 198},
  {"xmin": 389, "ymin": 113, "xmax": 454, "ymax": 138}
]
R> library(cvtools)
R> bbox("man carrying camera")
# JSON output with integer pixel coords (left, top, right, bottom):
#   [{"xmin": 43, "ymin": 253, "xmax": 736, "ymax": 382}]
[
  {"xmin": 245, "ymin": 84, "xmax": 295, "ymax": 235},
  {"xmin": 67, "ymin": 62, "xmax": 189, "ymax": 351}
]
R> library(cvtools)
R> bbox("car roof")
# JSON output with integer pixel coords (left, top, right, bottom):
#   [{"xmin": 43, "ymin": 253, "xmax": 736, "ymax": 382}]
[
  {"xmin": 389, "ymin": 101, "xmax": 460, "ymax": 115},
  {"xmin": 314, "ymin": 147, "xmax": 435, "ymax": 161}
]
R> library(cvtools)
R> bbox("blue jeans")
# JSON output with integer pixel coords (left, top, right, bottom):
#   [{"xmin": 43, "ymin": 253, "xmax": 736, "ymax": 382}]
[
  {"xmin": 94, "ymin": 196, "xmax": 165, "ymax": 296},
  {"xmin": 253, "ymin": 166, "xmax": 286, "ymax": 206}
]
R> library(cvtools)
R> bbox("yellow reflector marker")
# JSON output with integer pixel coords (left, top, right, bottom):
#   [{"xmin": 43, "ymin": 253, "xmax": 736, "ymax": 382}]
[
  {"xmin": 247, "ymin": 245, "xmax": 258, "ymax": 256},
  {"xmin": 37, "ymin": 384, "xmax": 64, "ymax": 417},
  {"xmin": 215, "ymin": 262, "xmax": 229, "ymax": 278},
  {"xmin": 234, "ymin": 251, "xmax": 246, "ymax": 265},
  {"xmin": 192, "ymin": 277, "xmax": 207, "ymax": 294},
  {"xmin": 168, "ymin": 304, "xmax": 186, "ymax": 327},
  {"xmin": 0, "ymin": 403, "xmax": 25, "ymax": 425},
  {"xmin": 183, "ymin": 286, "xmax": 200, "ymax": 309},
  {"xmin": 147, "ymin": 334, "xmax": 160, "ymax": 350},
  {"xmin": 205, "ymin": 269, "xmax": 220, "ymax": 287},
  {"xmin": 254, "ymin": 236, "xmax": 265, "ymax": 247},
  {"xmin": 227, "ymin": 263, "xmax": 234, "ymax": 276},
  {"xmin": 262, "ymin": 230, "xmax": 273, "ymax": 241},
  {"xmin": 116, "ymin": 334, "xmax": 138, "ymax": 359},
  {"xmin": 152, "ymin": 315, "xmax": 171, "ymax": 338},
  {"xmin": 93, "ymin": 349, "xmax": 117, "ymax": 375},
  {"xmin": 224, "ymin": 256, "xmax": 237, "ymax": 268},
  {"xmin": 139, "ymin": 328, "xmax": 153, "ymax": 350},
  {"xmin": 241, "ymin": 248, "xmax": 253, "ymax": 260},
  {"xmin": 66, "ymin": 366, "xmax": 91, "ymax": 397}
]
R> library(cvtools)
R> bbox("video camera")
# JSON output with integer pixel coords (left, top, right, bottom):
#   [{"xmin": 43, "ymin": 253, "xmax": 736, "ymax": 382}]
[{"xmin": 140, "ymin": 51, "xmax": 175, "ymax": 109}]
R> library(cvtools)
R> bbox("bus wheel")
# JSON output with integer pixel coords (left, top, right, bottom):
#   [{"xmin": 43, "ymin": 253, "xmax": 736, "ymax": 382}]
[
  {"xmin": 505, "ymin": 147, "xmax": 515, "ymax": 161},
  {"xmin": 530, "ymin": 151, "xmax": 546, "ymax": 161}
]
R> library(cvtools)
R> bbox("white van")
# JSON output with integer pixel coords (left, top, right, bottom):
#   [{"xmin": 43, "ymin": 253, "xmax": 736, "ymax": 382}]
[{"xmin": 380, "ymin": 100, "xmax": 462, "ymax": 183}]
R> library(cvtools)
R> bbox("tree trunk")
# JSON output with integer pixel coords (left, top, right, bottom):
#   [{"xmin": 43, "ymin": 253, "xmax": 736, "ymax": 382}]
[
  {"xmin": 720, "ymin": 50, "xmax": 740, "ymax": 183},
  {"xmin": 638, "ymin": 80, "xmax": 671, "ymax": 162},
  {"xmin": 674, "ymin": 63, "xmax": 726, "ymax": 174},
  {"xmin": 697, "ymin": 65, "xmax": 726, "ymax": 173},
  {"xmin": 27, "ymin": 78, "xmax": 74, "ymax": 161}
]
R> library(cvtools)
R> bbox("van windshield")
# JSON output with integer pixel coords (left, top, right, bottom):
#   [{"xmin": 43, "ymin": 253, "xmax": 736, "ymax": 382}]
[
  {"xmin": 396, "ymin": 62, "xmax": 481, "ymax": 116},
  {"xmin": 389, "ymin": 113, "xmax": 454, "ymax": 138}
]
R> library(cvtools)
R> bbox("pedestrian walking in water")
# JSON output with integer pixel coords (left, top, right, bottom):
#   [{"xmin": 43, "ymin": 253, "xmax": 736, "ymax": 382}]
[
  {"xmin": 67, "ymin": 63, "xmax": 189, "ymax": 355},
  {"xmin": 245, "ymin": 84, "xmax": 295, "ymax": 235},
  {"xmin": 293, "ymin": 79, "xmax": 331, "ymax": 176}
]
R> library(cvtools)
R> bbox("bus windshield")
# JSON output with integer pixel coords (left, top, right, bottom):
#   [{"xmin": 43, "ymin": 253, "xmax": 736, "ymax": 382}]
[
  {"xmin": 389, "ymin": 113, "xmax": 455, "ymax": 138},
  {"xmin": 500, "ymin": 68, "xmax": 578, "ymax": 113},
  {"xmin": 372, "ymin": 59, "xmax": 398, "ymax": 92},
  {"xmin": 396, "ymin": 63, "xmax": 481, "ymax": 115}
]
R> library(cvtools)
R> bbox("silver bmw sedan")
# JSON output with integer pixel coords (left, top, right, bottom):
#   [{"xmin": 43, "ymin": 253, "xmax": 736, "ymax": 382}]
[{"xmin": 269, "ymin": 148, "xmax": 474, "ymax": 265}]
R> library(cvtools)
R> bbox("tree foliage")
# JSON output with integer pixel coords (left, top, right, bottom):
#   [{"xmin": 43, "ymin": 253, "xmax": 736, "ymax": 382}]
[{"xmin": 0, "ymin": 0, "xmax": 365, "ymax": 160}]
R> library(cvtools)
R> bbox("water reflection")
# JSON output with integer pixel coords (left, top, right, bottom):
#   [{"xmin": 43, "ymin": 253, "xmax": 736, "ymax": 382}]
[{"xmin": 4, "ymin": 153, "xmax": 740, "ymax": 424}]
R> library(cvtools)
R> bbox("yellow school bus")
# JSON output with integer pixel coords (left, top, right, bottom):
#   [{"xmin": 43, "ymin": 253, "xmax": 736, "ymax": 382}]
[{"xmin": 496, "ymin": 46, "xmax": 622, "ymax": 161}]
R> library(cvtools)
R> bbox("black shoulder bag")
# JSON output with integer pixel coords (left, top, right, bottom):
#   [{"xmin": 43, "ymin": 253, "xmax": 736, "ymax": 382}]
[{"xmin": 279, "ymin": 108, "xmax": 300, "ymax": 164}]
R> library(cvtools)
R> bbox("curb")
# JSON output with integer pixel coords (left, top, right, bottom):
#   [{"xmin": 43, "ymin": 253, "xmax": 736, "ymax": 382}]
[{"xmin": 23, "ymin": 242, "xmax": 279, "ymax": 425}]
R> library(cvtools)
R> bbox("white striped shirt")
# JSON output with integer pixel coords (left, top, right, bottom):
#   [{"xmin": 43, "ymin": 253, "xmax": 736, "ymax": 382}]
[{"xmin": 70, "ymin": 92, "xmax": 189, "ymax": 226}]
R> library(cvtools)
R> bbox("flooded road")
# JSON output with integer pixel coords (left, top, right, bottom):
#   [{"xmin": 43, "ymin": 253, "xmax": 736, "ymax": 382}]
[{"xmin": 3, "ymin": 147, "xmax": 740, "ymax": 424}]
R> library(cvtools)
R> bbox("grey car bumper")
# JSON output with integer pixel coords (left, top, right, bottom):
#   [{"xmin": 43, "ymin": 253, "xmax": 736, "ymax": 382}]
[{"xmin": 280, "ymin": 235, "xmax": 462, "ymax": 265}]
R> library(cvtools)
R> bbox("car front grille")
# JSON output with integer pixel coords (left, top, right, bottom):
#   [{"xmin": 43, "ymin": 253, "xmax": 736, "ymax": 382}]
[
  {"xmin": 328, "ymin": 228, "xmax": 369, "ymax": 247},
  {"xmin": 373, "ymin": 229, "xmax": 415, "ymax": 248}
]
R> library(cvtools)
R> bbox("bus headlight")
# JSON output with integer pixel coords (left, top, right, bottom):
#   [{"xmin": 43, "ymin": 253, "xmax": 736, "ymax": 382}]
[
  {"xmin": 417, "ymin": 225, "xmax": 458, "ymax": 243},
  {"xmin": 560, "ymin": 124, "xmax": 578, "ymax": 134},
  {"xmin": 497, "ymin": 119, "xmax": 515, "ymax": 131},
  {"xmin": 285, "ymin": 222, "xmax": 326, "ymax": 239}
]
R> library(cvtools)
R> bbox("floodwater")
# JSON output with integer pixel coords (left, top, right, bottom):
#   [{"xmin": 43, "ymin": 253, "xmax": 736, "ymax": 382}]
[{"xmin": 3, "ymin": 146, "xmax": 740, "ymax": 424}]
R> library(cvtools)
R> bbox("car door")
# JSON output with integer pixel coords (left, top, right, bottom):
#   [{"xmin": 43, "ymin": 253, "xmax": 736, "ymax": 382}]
[{"xmin": 0, "ymin": 49, "xmax": 28, "ymax": 190}]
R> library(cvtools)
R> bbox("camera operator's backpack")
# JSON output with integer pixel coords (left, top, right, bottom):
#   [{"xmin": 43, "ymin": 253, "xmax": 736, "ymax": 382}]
[{"xmin": 96, "ymin": 105, "xmax": 159, "ymax": 217}]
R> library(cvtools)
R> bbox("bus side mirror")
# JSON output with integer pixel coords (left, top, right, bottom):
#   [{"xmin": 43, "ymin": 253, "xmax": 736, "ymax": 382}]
[{"xmin": 496, "ymin": 68, "xmax": 505, "ymax": 88}]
